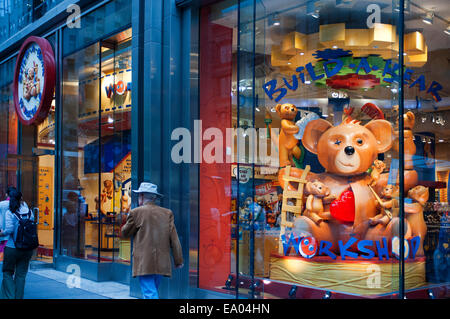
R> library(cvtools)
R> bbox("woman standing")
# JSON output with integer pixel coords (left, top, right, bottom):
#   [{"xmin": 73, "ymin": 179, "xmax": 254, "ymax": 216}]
[
  {"xmin": 0, "ymin": 189, "xmax": 34, "ymax": 299},
  {"xmin": 0, "ymin": 187, "xmax": 16, "ymax": 261}
]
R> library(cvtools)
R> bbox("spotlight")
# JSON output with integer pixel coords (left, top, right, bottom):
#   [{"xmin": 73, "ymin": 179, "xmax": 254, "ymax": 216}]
[
  {"xmin": 307, "ymin": 2, "xmax": 320, "ymax": 19},
  {"xmin": 422, "ymin": 11, "xmax": 434, "ymax": 25},
  {"xmin": 444, "ymin": 25, "xmax": 450, "ymax": 35},
  {"xmin": 288, "ymin": 285, "xmax": 297, "ymax": 299},
  {"xmin": 323, "ymin": 291, "xmax": 332, "ymax": 299},
  {"xmin": 428, "ymin": 289, "xmax": 435, "ymax": 299},
  {"xmin": 268, "ymin": 13, "xmax": 280, "ymax": 27}
]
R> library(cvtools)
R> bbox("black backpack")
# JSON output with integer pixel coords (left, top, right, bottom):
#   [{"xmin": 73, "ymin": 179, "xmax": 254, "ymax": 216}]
[{"xmin": 13, "ymin": 210, "xmax": 39, "ymax": 251}]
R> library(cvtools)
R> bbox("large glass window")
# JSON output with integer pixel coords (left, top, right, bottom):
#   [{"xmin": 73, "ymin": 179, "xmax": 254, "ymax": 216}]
[
  {"xmin": 61, "ymin": 28, "xmax": 132, "ymax": 264},
  {"xmin": 196, "ymin": 0, "xmax": 449, "ymax": 299}
]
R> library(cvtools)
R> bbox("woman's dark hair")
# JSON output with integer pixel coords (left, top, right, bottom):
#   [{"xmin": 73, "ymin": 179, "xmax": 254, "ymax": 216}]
[
  {"xmin": 6, "ymin": 186, "xmax": 17, "ymax": 198},
  {"xmin": 8, "ymin": 189, "xmax": 23, "ymax": 214}
]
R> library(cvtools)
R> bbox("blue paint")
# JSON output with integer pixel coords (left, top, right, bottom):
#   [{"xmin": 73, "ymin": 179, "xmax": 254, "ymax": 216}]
[
  {"xmin": 338, "ymin": 237, "xmax": 359, "ymax": 260},
  {"xmin": 357, "ymin": 240, "xmax": 376, "ymax": 259},
  {"xmin": 376, "ymin": 237, "xmax": 390, "ymax": 261},
  {"xmin": 318, "ymin": 240, "xmax": 337, "ymax": 260},
  {"xmin": 409, "ymin": 236, "xmax": 421, "ymax": 259}
]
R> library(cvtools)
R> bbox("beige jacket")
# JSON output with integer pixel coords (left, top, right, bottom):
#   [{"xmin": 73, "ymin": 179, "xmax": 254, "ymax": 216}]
[{"xmin": 121, "ymin": 202, "xmax": 183, "ymax": 277}]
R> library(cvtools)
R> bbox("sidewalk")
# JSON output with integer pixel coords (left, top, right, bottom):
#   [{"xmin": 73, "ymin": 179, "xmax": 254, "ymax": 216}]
[{"xmin": 0, "ymin": 261, "xmax": 136, "ymax": 299}]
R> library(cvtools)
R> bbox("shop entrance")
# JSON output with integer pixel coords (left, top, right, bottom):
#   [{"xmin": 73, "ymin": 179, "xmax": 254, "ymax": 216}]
[{"xmin": 13, "ymin": 119, "xmax": 56, "ymax": 263}]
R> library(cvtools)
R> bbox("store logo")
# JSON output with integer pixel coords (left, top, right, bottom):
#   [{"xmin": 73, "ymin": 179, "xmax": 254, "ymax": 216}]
[
  {"xmin": 67, "ymin": 4, "xmax": 81, "ymax": 29},
  {"xmin": 66, "ymin": 264, "xmax": 81, "ymax": 289},
  {"xmin": 13, "ymin": 36, "xmax": 56, "ymax": 125},
  {"xmin": 105, "ymin": 81, "xmax": 131, "ymax": 98},
  {"xmin": 263, "ymin": 50, "xmax": 443, "ymax": 103}
]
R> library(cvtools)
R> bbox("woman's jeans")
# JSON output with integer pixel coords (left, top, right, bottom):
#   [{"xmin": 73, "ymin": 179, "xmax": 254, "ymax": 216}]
[{"xmin": 1, "ymin": 246, "xmax": 33, "ymax": 299}]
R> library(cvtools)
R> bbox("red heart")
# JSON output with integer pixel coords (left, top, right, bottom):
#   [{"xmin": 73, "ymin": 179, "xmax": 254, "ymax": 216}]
[{"xmin": 330, "ymin": 189, "xmax": 355, "ymax": 223}]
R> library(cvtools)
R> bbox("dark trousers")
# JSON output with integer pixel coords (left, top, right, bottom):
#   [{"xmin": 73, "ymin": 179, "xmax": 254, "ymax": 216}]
[{"xmin": 1, "ymin": 246, "xmax": 33, "ymax": 299}]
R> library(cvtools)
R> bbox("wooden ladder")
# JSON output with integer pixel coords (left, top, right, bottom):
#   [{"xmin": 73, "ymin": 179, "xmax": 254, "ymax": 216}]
[{"xmin": 278, "ymin": 165, "xmax": 310, "ymax": 254}]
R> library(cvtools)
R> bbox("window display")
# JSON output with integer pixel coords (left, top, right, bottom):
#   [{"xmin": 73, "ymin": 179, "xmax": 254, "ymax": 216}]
[
  {"xmin": 61, "ymin": 29, "xmax": 132, "ymax": 263},
  {"xmin": 197, "ymin": 0, "xmax": 450, "ymax": 298}
]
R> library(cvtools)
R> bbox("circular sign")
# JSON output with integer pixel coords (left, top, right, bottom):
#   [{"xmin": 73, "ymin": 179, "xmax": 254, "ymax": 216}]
[{"xmin": 13, "ymin": 36, "xmax": 56, "ymax": 125}]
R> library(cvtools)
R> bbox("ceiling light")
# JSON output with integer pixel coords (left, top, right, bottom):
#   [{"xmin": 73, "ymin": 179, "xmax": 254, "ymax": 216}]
[
  {"xmin": 422, "ymin": 11, "xmax": 434, "ymax": 25},
  {"xmin": 332, "ymin": 45, "xmax": 338, "ymax": 49},
  {"xmin": 438, "ymin": 139, "xmax": 444, "ymax": 143},
  {"xmin": 444, "ymin": 25, "xmax": 450, "ymax": 35},
  {"xmin": 108, "ymin": 117, "xmax": 114, "ymax": 123},
  {"xmin": 305, "ymin": 80, "xmax": 311, "ymax": 84},
  {"xmin": 300, "ymin": 52, "xmax": 304, "ymax": 56},
  {"xmin": 307, "ymin": 2, "xmax": 320, "ymax": 19},
  {"xmin": 269, "ymin": 13, "xmax": 280, "ymax": 26}
]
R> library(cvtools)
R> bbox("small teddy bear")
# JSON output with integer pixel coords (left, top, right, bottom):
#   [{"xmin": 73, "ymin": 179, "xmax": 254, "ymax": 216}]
[
  {"xmin": 369, "ymin": 159, "xmax": 386, "ymax": 186},
  {"xmin": 303, "ymin": 181, "xmax": 336, "ymax": 225},
  {"xmin": 370, "ymin": 184, "xmax": 399, "ymax": 226}
]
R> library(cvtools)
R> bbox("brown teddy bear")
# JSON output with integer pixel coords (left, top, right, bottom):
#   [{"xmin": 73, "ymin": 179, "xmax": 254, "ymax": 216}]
[
  {"xmin": 303, "ymin": 181, "xmax": 336, "ymax": 225},
  {"xmin": 370, "ymin": 184, "xmax": 399, "ymax": 226},
  {"xmin": 279, "ymin": 118, "xmax": 394, "ymax": 253},
  {"xmin": 369, "ymin": 159, "xmax": 386, "ymax": 187},
  {"xmin": 405, "ymin": 185, "xmax": 429, "ymax": 256},
  {"xmin": 275, "ymin": 103, "xmax": 302, "ymax": 168}
]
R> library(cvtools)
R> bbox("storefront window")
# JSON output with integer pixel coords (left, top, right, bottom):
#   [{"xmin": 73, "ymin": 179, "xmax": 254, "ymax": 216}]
[
  {"xmin": 61, "ymin": 28, "xmax": 132, "ymax": 263},
  {"xmin": 0, "ymin": 57, "xmax": 18, "ymax": 198},
  {"xmin": 197, "ymin": 0, "xmax": 449, "ymax": 298}
]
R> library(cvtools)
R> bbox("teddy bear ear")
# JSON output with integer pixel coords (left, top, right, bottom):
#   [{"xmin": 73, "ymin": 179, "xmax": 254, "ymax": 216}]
[
  {"xmin": 302, "ymin": 119, "xmax": 332, "ymax": 154},
  {"xmin": 365, "ymin": 119, "xmax": 393, "ymax": 153},
  {"xmin": 275, "ymin": 104, "xmax": 282, "ymax": 114}
]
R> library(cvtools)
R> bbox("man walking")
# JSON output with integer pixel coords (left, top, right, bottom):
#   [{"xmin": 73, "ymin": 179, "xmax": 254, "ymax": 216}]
[{"xmin": 121, "ymin": 182, "xmax": 183, "ymax": 299}]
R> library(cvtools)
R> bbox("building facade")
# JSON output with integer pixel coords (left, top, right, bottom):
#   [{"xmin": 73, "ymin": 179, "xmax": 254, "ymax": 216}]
[{"xmin": 0, "ymin": 0, "xmax": 448, "ymax": 299}]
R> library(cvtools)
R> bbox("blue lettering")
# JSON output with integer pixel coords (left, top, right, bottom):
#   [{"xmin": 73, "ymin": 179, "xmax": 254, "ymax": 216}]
[
  {"xmin": 283, "ymin": 75, "xmax": 298, "ymax": 91},
  {"xmin": 404, "ymin": 68, "xmax": 414, "ymax": 84},
  {"xmin": 323, "ymin": 59, "xmax": 343, "ymax": 78},
  {"xmin": 376, "ymin": 237, "xmax": 390, "ymax": 261},
  {"xmin": 355, "ymin": 58, "xmax": 371, "ymax": 74},
  {"xmin": 263, "ymin": 79, "xmax": 287, "ymax": 102},
  {"xmin": 382, "ymin": 60, "xmax": 399, "ymax": 83},
  {"xmin": 105, "ymin": 84, "xmax": 114, "ymax": 98},
  {"xmin": 305, "ymin": 62, "xmax": 324, "ymax": 81},
  {"xmin": 409, "ymin": 236, "xmax": 421, "ymax": 260},
  {"xmin": 409, "ymin": 74, "xmax": 426, "ymax": 91},
  {"xmin": 281, "ymin": 233, "xmax": 301, "ymax": 256},
  {"xmin": 338, "ymin": 237, "xmax": 358, "ymax": 260},
  {"xmin": 357, "ymin": 240, "xmax": 375, "ymax": 259},
  {"xmin": 319, "ymin": 240, "xmax": 336, "ymax": 260},
  {"xmin": 296, "ymin": 66, "xmax": 305, "ymax": 83},
  {"xmin": 427, "ymin": 81, "xmax": 443, "ymax": 102}
]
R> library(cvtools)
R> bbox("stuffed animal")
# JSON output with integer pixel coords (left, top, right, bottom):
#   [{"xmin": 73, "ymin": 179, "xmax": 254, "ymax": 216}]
[
  {"xmin": 303, "ymin": 181, "xmax": 336, "ymax": 225},
  {"xmin": 275, "ymin": 103, "xmax": 302, "ymax": 167},
  {"xmin": 370, "ymin": 184, "xmax": 399, "ymax": 226},
  {"xmin": 369, "ymin": 160, "xmax": 386, "ymax": 187},
  {"xmin": 279, "ymin": 118, "xmax": 394, "ymax": 253},
  {"xmin": 405, "ymin": 185, "xmax": 429, "ymax": 256}
]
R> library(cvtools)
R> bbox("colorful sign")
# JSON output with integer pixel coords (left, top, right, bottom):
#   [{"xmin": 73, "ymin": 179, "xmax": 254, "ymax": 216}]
[
  {"xmin": 281, "ymin": 233, "xmax": 422, "ymax": 261},
  {"xmin": 38, "ymin": 166, "xmax": 53, "ymax": 230},
  {"xmin": 13, "ymin": 36, "xmax": 56, "ymax": 125},
  {"xmin": 263, "ymin": 49, "xmax": 443, "ymax": 103}
]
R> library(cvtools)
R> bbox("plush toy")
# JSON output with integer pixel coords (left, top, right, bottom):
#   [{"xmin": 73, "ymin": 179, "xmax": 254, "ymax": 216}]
[
  {"xmin": 405, "ymin": 185, "xmax": 429, "ymax": 256},
  {"xmin": 370, "ymin": 184, "xmax": 399, "ymax": 226},
  {"xmin": 103, "ymin": 180, "xmax": 114, "ymax": 199},
  {"xmin": 304, "ymin": 181, "xmax": 336, "ymax": 225},
  {"xmin": 279, "ymin": 118, "xmax": 394, "ymax": 253},
  {"xmin": 275, "ymin": 103, "xmax": 302, "ymax": 168},
  {"xmin": 369, "ymin": 160, "xmax": 386, "ymax": 187}
]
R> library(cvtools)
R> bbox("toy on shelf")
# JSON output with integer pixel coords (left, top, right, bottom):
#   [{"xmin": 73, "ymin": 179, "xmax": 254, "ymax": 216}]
[{"xmin": 405, "ymin": 185, "xmax": 429, "ymax": 256}]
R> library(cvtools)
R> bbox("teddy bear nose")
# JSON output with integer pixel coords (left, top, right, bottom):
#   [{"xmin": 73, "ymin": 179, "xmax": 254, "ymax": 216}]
[{"xmin": 344, "ymin": 146, "xmax": 355, "ymax": 155}]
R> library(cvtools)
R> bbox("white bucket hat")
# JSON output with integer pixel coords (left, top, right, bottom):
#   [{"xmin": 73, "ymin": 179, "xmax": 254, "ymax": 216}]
[{"xmin": 132, "ymin": 182, "xmax": 163, "ymax": 197}]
